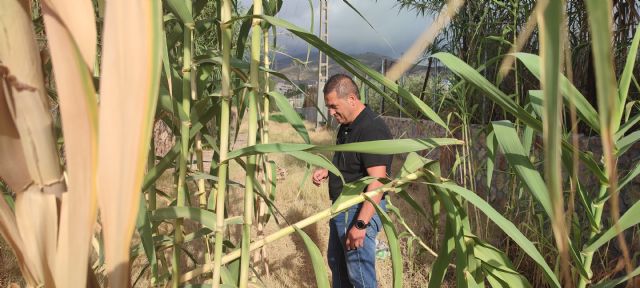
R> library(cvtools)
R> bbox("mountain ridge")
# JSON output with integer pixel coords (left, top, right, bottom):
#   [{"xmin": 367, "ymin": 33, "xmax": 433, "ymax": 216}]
[{"xmin": 272, "ymin": 50, "xmax": 433, "ymax": 84}]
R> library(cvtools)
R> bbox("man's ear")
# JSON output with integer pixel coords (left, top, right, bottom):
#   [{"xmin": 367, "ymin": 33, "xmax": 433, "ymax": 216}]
[{"xmin": 348, "ymin": 93, "xmax": 357, "ymax": 105}]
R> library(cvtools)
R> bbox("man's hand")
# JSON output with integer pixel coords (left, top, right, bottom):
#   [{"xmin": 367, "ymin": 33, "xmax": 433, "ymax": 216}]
[
  {"xmin": 345, "ymin": 226, "xmax": 366, "ymax": 250},
  {"xmin": 312, "ymin": 168, "xmax": 329, "ymax": 186}
]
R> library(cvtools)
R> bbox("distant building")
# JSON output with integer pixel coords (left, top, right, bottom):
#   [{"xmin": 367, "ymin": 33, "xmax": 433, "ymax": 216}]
[{"xmin": 274, "ymin": 82, "xmax": 295, "ymax": 95}]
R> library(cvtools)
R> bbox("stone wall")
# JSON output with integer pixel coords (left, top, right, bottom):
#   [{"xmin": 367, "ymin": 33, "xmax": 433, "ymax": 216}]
[
  {"xmin": 382, "ymin": 116, "xmax": 640, "ymax": 212},
  {"xmin": 153, "ymin": 120, "xmax": 175, "ymax": 157}
]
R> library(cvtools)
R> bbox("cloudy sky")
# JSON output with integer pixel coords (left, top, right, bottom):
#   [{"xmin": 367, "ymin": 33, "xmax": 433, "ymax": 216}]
[{"xmin": 240, "ymin": 0, "xmax": 435, "ymax": 58}]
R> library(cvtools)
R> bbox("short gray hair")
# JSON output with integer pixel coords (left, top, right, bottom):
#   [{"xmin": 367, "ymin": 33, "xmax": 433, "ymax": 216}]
[{"xmin": 323, "ymin": 74, "xmax": 359, "ymax": 98}]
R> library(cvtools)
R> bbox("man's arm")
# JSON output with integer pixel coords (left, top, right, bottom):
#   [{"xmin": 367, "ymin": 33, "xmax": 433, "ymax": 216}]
[{"xmin": 344, "ymin": 165, "xmax": 387, "ymax": 250}]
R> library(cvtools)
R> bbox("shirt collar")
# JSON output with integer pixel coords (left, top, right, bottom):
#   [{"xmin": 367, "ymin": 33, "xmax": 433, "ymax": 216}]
[{"xmin": 343, "ymin": 105, "xmax": 371, "ymax": 132}]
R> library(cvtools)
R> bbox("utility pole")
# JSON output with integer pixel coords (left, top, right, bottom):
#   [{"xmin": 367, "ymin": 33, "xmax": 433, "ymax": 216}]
[
  {"xmin": 316, "ymin": 0, "xmax": 329, "ymax": 128},
  {"xmin": 380, "ymin": 58, "xmax": 386, "ymax": 115}
]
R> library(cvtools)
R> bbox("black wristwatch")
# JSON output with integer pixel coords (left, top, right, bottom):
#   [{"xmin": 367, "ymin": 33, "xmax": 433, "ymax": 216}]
[{"xmin": 354, "ymin": 220, "xmax": 370, "ymax": 230}]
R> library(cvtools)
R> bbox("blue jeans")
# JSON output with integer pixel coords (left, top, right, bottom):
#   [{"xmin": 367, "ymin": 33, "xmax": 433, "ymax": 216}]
[{"xmin": 328, "ymin": 199, "xmax": 386, "ymax": 288}]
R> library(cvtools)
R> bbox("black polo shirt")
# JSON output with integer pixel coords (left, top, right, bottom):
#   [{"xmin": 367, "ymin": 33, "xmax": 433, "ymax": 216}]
[{"xmin": 328, "ymin": 106, "xmax": 393, "ymax": 201}]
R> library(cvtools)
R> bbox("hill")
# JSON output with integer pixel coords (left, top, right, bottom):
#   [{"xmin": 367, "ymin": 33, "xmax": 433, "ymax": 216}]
[{"xmin": 272, "ymin": 50, "xmax": 439, "ymax": 84}]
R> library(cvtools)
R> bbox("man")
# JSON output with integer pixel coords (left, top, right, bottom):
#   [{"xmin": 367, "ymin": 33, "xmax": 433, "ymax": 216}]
[{"xmin": 312, "ymin": 74, "xmax": 392, "ymax": 288}]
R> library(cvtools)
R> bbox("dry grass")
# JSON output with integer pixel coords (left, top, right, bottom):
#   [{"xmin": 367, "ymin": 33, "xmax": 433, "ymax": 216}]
[
  {"xmin": 230, "ymin": 121, "xmax": 336, "ymax": 287},
  {"xmin": 0, "ymin": 237, "xmax": 23, "ymax": 287}
]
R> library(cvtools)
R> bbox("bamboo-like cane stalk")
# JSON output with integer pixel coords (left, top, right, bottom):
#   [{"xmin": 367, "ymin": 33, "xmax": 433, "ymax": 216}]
[
  {"xmin": 146, "ymin": 134, "xmax": 159, "ymax": 284},
  {"xmin": 239, "ymin": 1, "xmax": 263, "ymax": 286},
  {"xmin": 577, "ymin": 184, "xmax": 607, "ymax": 288},
  {"xmin": 195, "ymin": 108, "xmax": 206, "ymax": 209},
  {"xmin": 261, "ymin": 19, "xmax": 271, "ymax": 150},
  {"xmin": 212, "ymin": 0, "xmax": 233, "ymax": 286},
  {"xmin": 256, "ymin": 25, "xmax": 272, "ymax": 277},
  {"xmin": 148, "ymin": 132, "xmax": 157, "ymax": 213},
  {"xmin": 180, "ymin": 171, "xmax": 425, "ymax": 283},
  {"xmin": 194, "ymin": 76, "xmax": 213, "ymax": 272},
  {"xmin": 173, "ymin": 21, "xmax": 193, "ymax": 288}
]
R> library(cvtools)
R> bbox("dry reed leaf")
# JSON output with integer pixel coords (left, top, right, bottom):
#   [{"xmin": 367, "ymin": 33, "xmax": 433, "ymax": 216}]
[
  {"xmin": 41, "ymin": 0, "xmax": 99, "ymax": 286},
  {"xmin": 41, "ymin": 0, "xmax": 97, "ymax": 70},
  {"xmin": 385, "ymin": 0, "xmax": 464, "ymax": 82},
  {"xmin": 0, "ymin": 80, "xmax": 39, "ymax": 287},
  {"xmin": 14, "ymin": 186, "xmax": 58, "ymax": 287},
  {"xmin": 0, "ymin": 78, "xmax": 32, "ymax": 192},
  {"xmin": 0, "ymin": 9, "xmax": 41, "ymax": 286},
  {"xmin": 0, "ymin": 0, "xmax": 64, "ymax": 192},
  {"xmin": 0, "ymin": 185, "xmax": 38, "ymax": 288},
  {"xmin": 0, "ymin": 1, "xmax": 64, "ymax": 286},
  {"xmin": 97, "ymin": 0, "xmax": 162, "ymax": 285}
]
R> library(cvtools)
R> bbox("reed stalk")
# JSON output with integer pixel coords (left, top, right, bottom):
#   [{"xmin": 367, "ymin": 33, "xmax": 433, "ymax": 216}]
[
  {"xmin": 148, "ymin": 136, "xmax": 157, "ymax": 213},
  {"xmin": 192, "ymin": 34, "xmax": 212, "ymax": 269},
  {"xmin": 239, "ymin": 1, "xmax": 263, "ymax": 286},
  {"xmin": 173, "ymin": 23, "xmax": 193, "ymax": 288},
  {"xmin": 261, "ymin": 24, "xmax": 271, "ymax": 148},
  {"xmin": 212, "ymin": 0, "xmax": 232, "ymax": 286},
  {"xmin": 147, "ymin": 138, "xmax": 159, "ymax": 284},
  {"xmin": 256, "ymin": 25, "xmax": 272, "ymax": 277},
  {"xmin": 195, "ymin": 100, "xmax": 206, "ymax": 209},
  {"xmin": 180, "ymin": 170, "xmax": 426, "ymax": 283},
  {"xmin": 577, "ymin": 184, "xmax": 608, "ymax": 288}
]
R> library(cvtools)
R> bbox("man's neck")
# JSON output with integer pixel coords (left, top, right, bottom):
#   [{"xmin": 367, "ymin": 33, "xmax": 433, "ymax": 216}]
[{"xmin": 350, "ymin": 104, "xmax": 366, "ymax": 123}]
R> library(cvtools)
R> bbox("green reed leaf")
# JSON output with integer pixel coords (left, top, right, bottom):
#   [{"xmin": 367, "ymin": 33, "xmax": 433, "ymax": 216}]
[
  {"xmin": 364, "ymin": 195, "xmax": 403, "ymax": 288},
  {"xmin": 267, "ymin": 91, "xmax": 310, "ymax": 144},
  {"xmin": 293, "ymin": 226, "xmax": 330, "ymax": 288}
]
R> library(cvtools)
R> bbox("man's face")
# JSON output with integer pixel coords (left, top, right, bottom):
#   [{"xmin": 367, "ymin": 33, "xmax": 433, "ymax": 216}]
[{"xmin": 325, "ymin": 91, "xmax": 354, "ymax": 124}]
